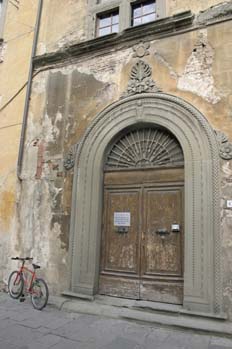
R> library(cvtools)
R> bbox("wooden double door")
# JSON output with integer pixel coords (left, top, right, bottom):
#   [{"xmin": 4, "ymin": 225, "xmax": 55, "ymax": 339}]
[{"xmin": 99, "ymin": 168, "xmax": 184, "ymax": 304}]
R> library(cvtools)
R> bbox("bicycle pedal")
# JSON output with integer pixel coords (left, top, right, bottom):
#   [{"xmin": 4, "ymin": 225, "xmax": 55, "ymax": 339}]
[{"xmin": 20, "ymin": 297, "xmax": 25, "ymax": 302}]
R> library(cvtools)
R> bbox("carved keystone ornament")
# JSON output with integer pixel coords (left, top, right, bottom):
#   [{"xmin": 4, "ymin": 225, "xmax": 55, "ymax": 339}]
[{"xmin": 122, "ymin": 59, "xmax": 162, "ymax": 98}]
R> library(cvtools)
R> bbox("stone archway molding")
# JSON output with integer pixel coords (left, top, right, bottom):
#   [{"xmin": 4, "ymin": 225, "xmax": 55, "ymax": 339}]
[{"xmin": 67, "ymin": 93, "xmax": 223, "ymax": 317}]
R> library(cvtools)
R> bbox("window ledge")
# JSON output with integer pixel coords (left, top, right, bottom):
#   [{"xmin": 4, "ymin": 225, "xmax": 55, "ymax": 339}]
[
  {"xmin": 124, "ymin": 10, "xmax": 193, "ymax": 35},
  {"xmin": 34, "ymin": 11, "xmax": 194, "ymax": 69}
]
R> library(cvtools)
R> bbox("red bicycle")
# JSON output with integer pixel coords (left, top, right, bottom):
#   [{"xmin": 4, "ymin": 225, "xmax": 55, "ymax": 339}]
[{"xmin": 8, "ymin": 257, "xmax": 49, "ymax": 310}]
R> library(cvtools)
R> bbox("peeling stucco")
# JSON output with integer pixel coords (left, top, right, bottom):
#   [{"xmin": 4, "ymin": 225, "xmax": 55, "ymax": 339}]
[
  {"xmin": 2, "ymin": 0, "xmax": 232, "ymax": 319},
  {"xmin": 177, "ymin": 30, "xmax": 221, "ymax": 104},
  {"xmin": 20, "ymin": 20, "xmax": 232, "ymax": 303},
  {"xmin": 18, "ymin": 179, "xmax": 68, "ymax": 294},
  {"xmin": 0, "ymin": 41, "xmax": 7, "ymax": 63},
  {"xmin": 32, "ymin": 72, "xmax": 48, "ymax": 94},
  {"xmin": 75, "ymin": 49, "xmax": 132, "ymax": 85}
]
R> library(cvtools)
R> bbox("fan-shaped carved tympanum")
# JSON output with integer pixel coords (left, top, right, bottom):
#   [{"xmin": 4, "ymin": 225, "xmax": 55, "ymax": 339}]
[{"xmin": 105, "ymin": 128, "xmax": 184, "ymax": 169}]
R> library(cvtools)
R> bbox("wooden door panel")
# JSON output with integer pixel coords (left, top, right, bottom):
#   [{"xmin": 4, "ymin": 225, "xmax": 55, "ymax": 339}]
[
  {"xmin": 142, "ymin": 188, "xmax": 183, "ymax": 277},
  {"xmin": 99, "ymin": 188, "xmax": 141, "ymax": 298},
  {"xmin": 99, "ymin": 275, "xmax": 140, "ymax": 299},
  {"xmin": 101, "ymin": 189, "xmax": 140, "ymax": 273},
  {"xmin": 140, "ymin": 280, "xmax": 183, "ymax": 304},
  {"xmin": 104, "ymin": 168, "xmax": 184, "ymax": 186},
  {"xmin": 100, "ymin": 169, "xmax": 184, "ymax": 304}
]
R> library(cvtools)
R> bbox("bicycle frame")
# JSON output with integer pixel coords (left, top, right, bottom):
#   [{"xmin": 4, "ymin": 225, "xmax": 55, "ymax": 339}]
[
  {"xmin": 15, "ymin": 261, "xmax": 36, "ymax": 294},
  {"xmin": 9, "ymin": 257, "xmax": 49, "ymax": 310}
]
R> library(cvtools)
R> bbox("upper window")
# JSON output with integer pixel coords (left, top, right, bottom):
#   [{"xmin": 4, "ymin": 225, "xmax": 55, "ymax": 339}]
[
  {"xmin": 0, "ymin": 0, "xmax": 7, "ymax": 39},
  {"xmin": 131, "ymin": 0, "xmax": 156, "ymax": 26},
  {"xmin": 0, "ymin": 1, "xmax": 3, "ymax": 21},
  {"xmin": 96, "ymin": 10, "xmax": 119, "ymax": 37},
  {"xmin": 88, "ymin": 0, "xmax": 166, "ymax": 40}
]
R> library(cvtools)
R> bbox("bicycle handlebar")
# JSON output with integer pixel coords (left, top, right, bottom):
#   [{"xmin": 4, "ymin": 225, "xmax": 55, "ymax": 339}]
[{"xmin": 11, "ymin": 257, "xmax": 33, "ymax": 261}]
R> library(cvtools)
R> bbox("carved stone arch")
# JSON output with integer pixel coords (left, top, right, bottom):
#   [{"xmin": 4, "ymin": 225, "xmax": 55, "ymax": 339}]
[{"xmin": 68, "ymin": 93, "xmax": 223, "ymax": 316}]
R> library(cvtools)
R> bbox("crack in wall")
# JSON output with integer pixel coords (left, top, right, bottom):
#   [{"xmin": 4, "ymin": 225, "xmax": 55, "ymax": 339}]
[{"xmin": 153, "ymin": 49, "xmax": 179, "ymax": 80}]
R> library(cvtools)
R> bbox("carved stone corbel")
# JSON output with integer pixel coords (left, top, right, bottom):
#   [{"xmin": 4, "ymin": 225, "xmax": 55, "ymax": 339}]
[
  {"xmin": 215, "ymin": 130, "xmax": 232, "ymax": 160},
  {"xmin": 64, "ymin": 143, "xmax": 79, "ymax": 170}
]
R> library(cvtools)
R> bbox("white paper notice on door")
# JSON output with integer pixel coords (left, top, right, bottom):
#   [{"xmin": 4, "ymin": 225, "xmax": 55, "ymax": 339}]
[{"xmin": 114, "ymin": 212, "xmax": 131, "ymax": 226}]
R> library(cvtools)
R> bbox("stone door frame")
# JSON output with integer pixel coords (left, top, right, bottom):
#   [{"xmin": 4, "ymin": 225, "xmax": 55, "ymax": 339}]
[
  {"xmin": 67, "ymin": 93, "xmax": 223, "ymax": 316},
  {"xmin": 100, "ymin": 169, "xmax": 185, "ymax": 303}
]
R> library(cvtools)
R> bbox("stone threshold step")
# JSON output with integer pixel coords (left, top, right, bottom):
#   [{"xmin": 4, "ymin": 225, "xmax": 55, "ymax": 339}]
[
  {"xmin": 49, "ymin": 294, "xmax": 231, "ymax": 338},
  {"xmin": 94, "ymin": 295, "xmax": 227, "ymax": 320}
]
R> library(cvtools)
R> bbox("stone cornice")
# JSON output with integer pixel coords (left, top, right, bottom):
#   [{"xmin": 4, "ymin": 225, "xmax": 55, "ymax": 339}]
[
  {"xmin": 195, "ymin": 1, "xmax": 232, "ymax": 25},
  {"xmin": 33, "ymin": 5, "xmax": 232, "ymax": 70},
  {"xmin": 33, "ymin": 11, "xmax": 194, "ymax": 69}
]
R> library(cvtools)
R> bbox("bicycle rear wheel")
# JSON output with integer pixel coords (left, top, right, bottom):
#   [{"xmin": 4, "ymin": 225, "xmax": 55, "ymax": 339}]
[
  {"xmin": 30, "ymin": 278, "xmax": 49, "ymax": 310},
  {"xmin": 8, "ymin": 270, "xmax": 24, "ymax": 299}
]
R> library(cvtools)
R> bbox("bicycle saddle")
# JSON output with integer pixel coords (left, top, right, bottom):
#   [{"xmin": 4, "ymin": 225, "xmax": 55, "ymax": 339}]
[{"xmin": 32, "ymin": 264, "xmax": 40, "ymax": 269}]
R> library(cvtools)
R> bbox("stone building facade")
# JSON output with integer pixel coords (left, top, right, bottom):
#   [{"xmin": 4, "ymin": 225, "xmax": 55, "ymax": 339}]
[{"xmin": 1, "ymin": 0, "xmax": 232, "ymax": 320}]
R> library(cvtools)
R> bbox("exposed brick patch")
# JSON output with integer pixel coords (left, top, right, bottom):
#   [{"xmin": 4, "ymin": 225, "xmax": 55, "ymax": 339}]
[
  {"xmin": 35, "ymin": 141, "xmax": 45, "ymax": 179},
  {"xmin": 177, "ymin": 30, "xmax": 221, "ymax": 104}
]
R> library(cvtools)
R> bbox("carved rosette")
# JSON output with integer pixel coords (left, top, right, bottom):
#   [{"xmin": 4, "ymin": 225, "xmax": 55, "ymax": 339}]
[
  {"xmin": 215, "ymin": 130, "xmax": 232, "ymax": 160},
  {"xmin": 64, "ymin": 143, "xmax": 78, "ymax": 170},
  {"xmin": 122, "ymin": 60, "xmax": 162, "ymax": 98},
  {"xmin": 132, "ymin": 41, "xmax": 150, "ymax": 58}
]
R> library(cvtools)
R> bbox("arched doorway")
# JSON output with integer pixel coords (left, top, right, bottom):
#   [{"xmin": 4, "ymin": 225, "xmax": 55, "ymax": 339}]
[
  {"xmin": 67, "ymin": 93, "xmax": 223, "ymax": 316},
  {"xmin": 99, "ymin": 127, "xmax": 184, "ymax": 304}
]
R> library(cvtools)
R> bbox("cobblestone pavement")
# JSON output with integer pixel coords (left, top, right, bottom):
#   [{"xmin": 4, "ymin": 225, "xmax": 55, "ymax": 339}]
[{"xmin": 0, "ymin": 293, "xmax": 232, "ymax": 349}]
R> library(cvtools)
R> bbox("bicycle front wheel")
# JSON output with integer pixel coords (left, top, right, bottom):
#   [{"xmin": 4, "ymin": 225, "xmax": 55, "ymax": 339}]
[
  {"xmin": 8, "ymin": 270, "xmax": 24, "ymax": 299},
  {"xmin": 31, "ymin": 278, "xmax": 49, "ymax": 310}
]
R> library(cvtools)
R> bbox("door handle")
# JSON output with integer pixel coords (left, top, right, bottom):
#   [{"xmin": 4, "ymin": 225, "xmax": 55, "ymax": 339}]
[
  {"xmin": 171, "ymin": 224, "xmax": 180, "ymax": 233},
  {"xmin": 155, "ymin": 228, "xmax": 170, "ymax": 239}
]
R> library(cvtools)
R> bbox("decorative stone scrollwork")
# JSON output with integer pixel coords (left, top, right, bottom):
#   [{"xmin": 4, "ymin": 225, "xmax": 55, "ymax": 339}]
[
  {"xmin": 215, "ymin": 130, "xmax": 232, "ymax": 160},
  {"xmin": 122, "ymin": 60, "xmax": 162, "ymax": 98},
  {"xmin": 64, "ymin": 143, "xmax": 79, "ymax": 170},
  {"xmin": 106, "ymin": 128, "xmax": 184, "ymax": 169}
]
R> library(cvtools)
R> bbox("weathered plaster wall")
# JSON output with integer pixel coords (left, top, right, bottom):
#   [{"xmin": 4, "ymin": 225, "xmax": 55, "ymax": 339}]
[
  {"xmin": 37, "ymin": 0, "xmax": 87, "ymax": 55},
  {"xmin": 22, "ymin": 16, "xmax": 232, "ymax": 307},
  {"xmin": 20, "ymin": 53, "xmax": 129, "ymax": 293},
  {"xmin": 149, "ymin": 22, "xmax": 232, "ymax": 138},
  {"xmin": 167, "ymin": 0, "xmax": 231, "ymax": 15},
  {"xmin": 36, "ymin": 0, "xmax": 231, "ymax": 54},
  {"xmin": 0, "ymin": 1, "xmax": 37, "ymax": 287}
]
